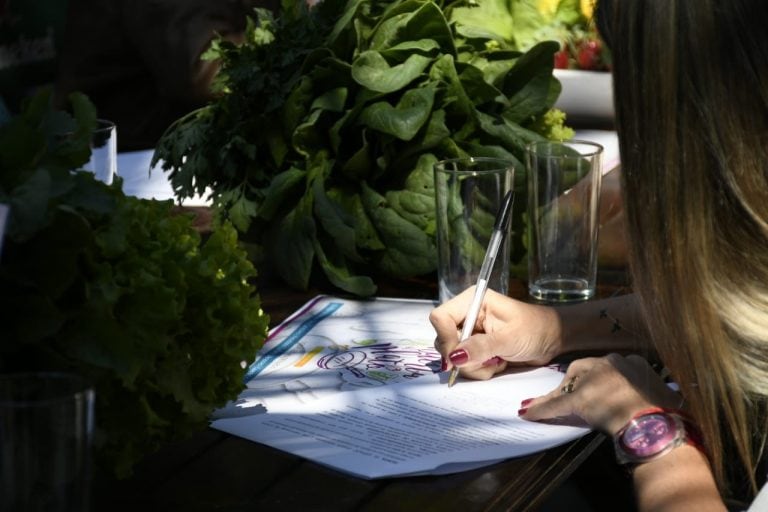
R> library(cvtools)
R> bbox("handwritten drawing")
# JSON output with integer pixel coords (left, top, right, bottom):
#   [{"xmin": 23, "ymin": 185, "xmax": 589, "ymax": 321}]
[{"xmin": 212, "ymin": 296, "xmax": 440, "ymax": 420}]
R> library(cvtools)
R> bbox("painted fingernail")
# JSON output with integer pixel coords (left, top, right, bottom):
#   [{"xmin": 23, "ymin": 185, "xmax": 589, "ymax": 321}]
[
  {"xmin": 440, "ymin": 357, "xmax": 448, "ymax": 372},
  {"xmin": 449, "ymin": 349, "xmax": 469, "ymax": 366},
  {"xmin": 482, "ymin": 356, "xmax": 504, "ymax": 367},
  {"xmin": 520, "ymin": 398, "xmax": 533, "ymax": 407},
  {"xmin": 518, "ymin": 408, "xmax": 528, "ymax": 416}
]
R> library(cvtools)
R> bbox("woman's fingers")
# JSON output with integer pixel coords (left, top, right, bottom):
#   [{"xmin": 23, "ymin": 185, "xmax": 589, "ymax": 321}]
[
  {"xmin": 430, "ymin": 287, "xmax": 478, "ymax": 358},
  {"xmin": 430, "ymin": 288, "xmax": 560, "ymax": 379},
  {"xmin": 518, "ymin": 354, "xmax": 666, "ymax": 434}
]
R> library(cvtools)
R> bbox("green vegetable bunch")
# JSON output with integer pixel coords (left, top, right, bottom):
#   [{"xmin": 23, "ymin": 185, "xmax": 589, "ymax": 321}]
[
  {"xmin": 155, "ymin": 0, "xmax": 574, "ymax": 296},
  {"xmin": 0, "ymin": 91, "xmax": 269, "ymax": 477},
  {"xmin": 451, "ymin": 0, "xmax": 591, "ymax": 54}
]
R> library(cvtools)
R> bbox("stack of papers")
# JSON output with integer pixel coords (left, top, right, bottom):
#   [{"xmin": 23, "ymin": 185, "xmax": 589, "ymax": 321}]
[{"xmin": 212, "ymin": 296, "xmax": 590, "ymax": 479}]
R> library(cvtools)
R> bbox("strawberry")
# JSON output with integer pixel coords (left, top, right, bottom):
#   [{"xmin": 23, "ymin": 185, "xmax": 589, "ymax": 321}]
[
  {"xmin": 554, "ymin": 49, "xmax": 570, "ymax": 69},
  {"xmin": 577, "ymin": 39, "xmax": 602, "ymax": 70}
]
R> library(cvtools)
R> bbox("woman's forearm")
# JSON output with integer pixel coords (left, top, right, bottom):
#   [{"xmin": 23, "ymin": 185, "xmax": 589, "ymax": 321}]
[
  {"xmin": 633, "ymin": 445, "xmax": 725, "ymax": 511},
  {"xmin": 555, "ymin": 293, "xmax": 650, "ymax": 356}
]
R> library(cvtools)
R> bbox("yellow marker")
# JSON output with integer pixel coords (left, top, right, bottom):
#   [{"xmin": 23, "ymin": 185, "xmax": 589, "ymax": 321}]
[{"xmin": 294, "ymin": 346, "xmax": 324, "ymax": 368}]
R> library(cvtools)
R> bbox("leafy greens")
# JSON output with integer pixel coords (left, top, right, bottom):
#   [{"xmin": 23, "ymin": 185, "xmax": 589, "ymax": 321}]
[
  {"xmin": 0, "ymin": 91, "xmax": 269, "ymax": 477},
  {"xmin": 154, "ymin": 0, "xmax": 574, "ymax": 296}
]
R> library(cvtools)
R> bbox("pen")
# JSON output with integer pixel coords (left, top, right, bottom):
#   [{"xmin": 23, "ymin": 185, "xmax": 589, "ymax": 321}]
[{"xmin": 448, "ymin": 189, "xmax": 515, "ymax": 387}]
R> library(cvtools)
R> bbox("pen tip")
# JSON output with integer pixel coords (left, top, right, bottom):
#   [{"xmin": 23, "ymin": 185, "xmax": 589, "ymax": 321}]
[{"xmin": 447, "ymin": 368, "xmax": 458, "ymax": 388}]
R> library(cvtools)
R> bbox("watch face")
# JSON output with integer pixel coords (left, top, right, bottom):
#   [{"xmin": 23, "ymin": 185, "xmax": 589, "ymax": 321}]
[{"xmin": 622, "ymin": 413, "xmax": 677, "ymax": 458}]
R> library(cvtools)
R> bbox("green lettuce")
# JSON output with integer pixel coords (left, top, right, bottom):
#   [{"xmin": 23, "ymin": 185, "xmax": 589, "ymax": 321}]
[{"xmin": 0, "ymin": 91, "xmax": 269, "ymax": 477}]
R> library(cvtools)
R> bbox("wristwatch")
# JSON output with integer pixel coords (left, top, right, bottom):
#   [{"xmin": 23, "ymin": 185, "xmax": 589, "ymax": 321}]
[{"xmin": 613, "ymin": 408, "xmax": 696, "ymax": 466}]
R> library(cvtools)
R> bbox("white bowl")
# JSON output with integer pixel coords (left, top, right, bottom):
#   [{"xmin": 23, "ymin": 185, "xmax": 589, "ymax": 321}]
[{"xmin": 553, "ymin": 69, "xmax": 614, "ymax": 124}]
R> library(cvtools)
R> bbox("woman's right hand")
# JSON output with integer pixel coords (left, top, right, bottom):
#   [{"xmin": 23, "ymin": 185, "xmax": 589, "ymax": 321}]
[{"xmin": 429, "ymin": 288, "xmax": 563, "ymax": 380}]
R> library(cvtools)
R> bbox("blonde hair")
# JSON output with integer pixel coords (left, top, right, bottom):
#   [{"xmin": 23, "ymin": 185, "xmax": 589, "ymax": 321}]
[{"xmin": 597, "ymin": 0, "xmax": 768, "ymax": 498}]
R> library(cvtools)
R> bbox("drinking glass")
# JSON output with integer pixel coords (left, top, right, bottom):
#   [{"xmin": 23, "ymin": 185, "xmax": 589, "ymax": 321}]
[
  {"xmin": 526, "ymin": 140, "xmax": 603, "ymax": 302},
  {"xmin": 82, "ymin": 119, "xmax": 117, "ymax": 185},
  {"xmin": 0, "ymin": 372, "xmax": 95, "ymax": 512},
  {"xmin": 434, "ymin": 158, "xmax": 515, "ymax": 303}
]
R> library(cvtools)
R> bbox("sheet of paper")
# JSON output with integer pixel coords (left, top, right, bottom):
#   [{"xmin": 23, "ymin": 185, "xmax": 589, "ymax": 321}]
[
  {"xmin": 212, "ymin": 295, "xmax": 440, "ymax": 420},
  {"xmin": 211, "ymin": 295, "xmax": 590, "ymax": 478},
  {"xmin": 213, "ymin": 366, "xmax": 589, "ymax": 479}
]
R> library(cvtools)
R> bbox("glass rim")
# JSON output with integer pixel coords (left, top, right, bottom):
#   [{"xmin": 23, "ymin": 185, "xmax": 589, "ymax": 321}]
[
  {"xmin": 0, "ymin": 372, "xmax": 94, "ymax": 407},
  {"xmin": 434, "ymin": 156, "xmax": 515, "ymax": 174},
  {"xmin": 526, "ymin": 139, "xmax": 604, "ymax": 158},
  {"xmin": 94, "ymin": 118, "xmax": 116, "ymax": 133}
]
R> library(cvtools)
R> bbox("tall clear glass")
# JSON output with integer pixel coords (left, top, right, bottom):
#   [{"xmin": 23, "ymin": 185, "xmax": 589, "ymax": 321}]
[
  {"xmin": 0, "ymin": 372, "xmax": 95, "ymax": 512},
  {"xmin": 434, "ymin": 158, "xmax": 515, "ymax": 303},
  {"xmin": 526, "ymin": 140, "xmax": 603, "ymax": 302}
]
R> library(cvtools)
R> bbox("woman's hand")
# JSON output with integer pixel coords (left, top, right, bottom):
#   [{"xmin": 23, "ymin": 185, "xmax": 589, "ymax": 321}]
[
  {"xmin": 519, "ymin": 353, "xmax": 682, "ymax": 435},
  {"xmin": 429, "ymin": 288, "xmax": 563, "ymax": 380}
]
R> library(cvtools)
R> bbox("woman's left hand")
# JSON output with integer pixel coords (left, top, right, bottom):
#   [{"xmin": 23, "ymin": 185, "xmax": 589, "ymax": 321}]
[{"xmin": 519, "ymin": 353, "xmax": 682, "ymax": 436}]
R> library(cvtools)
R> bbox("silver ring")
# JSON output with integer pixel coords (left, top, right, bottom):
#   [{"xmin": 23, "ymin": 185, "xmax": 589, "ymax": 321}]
[{"xmin": 561, "ymin": 376, "xmax": 577, "ymax": 395}]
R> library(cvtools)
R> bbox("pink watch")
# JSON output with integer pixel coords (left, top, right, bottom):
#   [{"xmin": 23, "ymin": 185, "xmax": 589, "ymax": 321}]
[{"xmin": 613, "ymin": 408, "xmax": 700, "ymax": 465}]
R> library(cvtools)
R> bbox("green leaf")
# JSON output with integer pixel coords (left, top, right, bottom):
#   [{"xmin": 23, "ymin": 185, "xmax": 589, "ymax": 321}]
[
  {"xmin": 380, "ymin": 39, "xmax": 441, "ymax": 61},
  {"xmin": 384, "ymin": 153, "xmax": 439, "ymax": 235},
  {"xmin": 267, "ymin": 195, "xmax": 316, "ymax": 290},
  {"xmin": 371, "ymin": 1, "xmax": 454, "ymax": 54},
  {"xmin": 326, "ymin": 188, "xmax": 385, "ymax": 251},
  {"xmin": 477, "ymin": 110, "xmax": 546, "ymax": 157},
  {"xmin": 351, "ymin": 51, "xmax": 432, "ymax": 93},
  {"xmin": 292, "ymin": 108, "xmax": 324, "ymax": 157},
  {"xmin": 312, "ymin": 177, "xmax": 363, "ymax": 262},
  {"xmin": 429, "ymin": 54, "xmax": 474, "ymax": 117},
  {"xmin": 313, "ymin": 237, "xmax": 377, "ymax": 296},
  {"xmin": 358, "ymin": 83, "xmax": 436, "ymax": 141},
  {"xmin": 450, "ymin": 0, "xmax": 516, "ymax": 42},
  {"xmin": 7, "ymin": 168, "xmax": 54, "ymax": 240},
  {"xmin": 501, "ymin": 41, "xmax": 560, "ymax": 121},
  {"xmin": 340, "ymin": 129, "xmax": 373, "ymax": 180},
  {"xmin": 218, "ymin": 187, "xmax": 258, "ymax": 232},
  {"xmin": 458, "ymin": 63, "xmax": 504, "ymax": 106},
  {"xmin": 256, "ymin": 166, "xmax": 306, "ymax": 220},
  {"xmin": 0, "ymin": 118, "xmax": 45, "ymax": 180},
  {"xmin": 397, "ymin": 109, "xmax": 450, "ymax": 162},
  {"xmin": 311, "ymin": 87, "xmax": 348, "ymax": 113},
  {"xmin": 361, "ymin": 182, "xmax": 436, "ymax": 277}
]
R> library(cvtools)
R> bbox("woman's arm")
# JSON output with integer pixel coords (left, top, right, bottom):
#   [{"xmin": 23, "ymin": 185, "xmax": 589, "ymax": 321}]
[
  {"xmin": 556, "ymin": 292, "xmax": 649, "ymax": 356},
  {"xmin": 633, "ymin": 446, "xmax": 725, "ymax": 512},
  {"xmin": 514, "ymin": 354, "xmax": 725, "ymax": 511}
]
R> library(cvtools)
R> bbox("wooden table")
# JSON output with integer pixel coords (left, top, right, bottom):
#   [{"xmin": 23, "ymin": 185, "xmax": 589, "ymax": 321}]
[{"xmin": 92, "ymin": 268, "xmax": 634, "ymax": 512}]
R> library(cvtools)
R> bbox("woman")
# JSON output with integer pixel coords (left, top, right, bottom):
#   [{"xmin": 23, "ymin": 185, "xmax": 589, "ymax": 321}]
[{"xmin": 430, "ymin": 1, "xmax": 768, "ymax": 509}]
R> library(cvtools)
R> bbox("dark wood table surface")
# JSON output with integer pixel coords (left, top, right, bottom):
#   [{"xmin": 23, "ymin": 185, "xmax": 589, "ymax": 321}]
[{"xmin": 92, "ymin": 268, "xmax": 633, "ymax": 512}]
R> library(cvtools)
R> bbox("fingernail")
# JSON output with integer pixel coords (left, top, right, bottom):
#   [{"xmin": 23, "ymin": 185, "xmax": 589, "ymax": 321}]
[
  {"xmin": 440, "ymin": 357, "xmax": 448, "ymax": 372},
  {"xmin": 520, "ymin": 398, "xmax": 533, "ymax": 407},
  {"xmin": 482, "ymin": 356, "xmax": 503, "ymax": 367},
  {"xmin": 449, "ymin": 348, "xmax": 469, "ymax": 366},
  {"xmin": 518, "ymin": 408, "xmax": 528, "ymax": 416}
]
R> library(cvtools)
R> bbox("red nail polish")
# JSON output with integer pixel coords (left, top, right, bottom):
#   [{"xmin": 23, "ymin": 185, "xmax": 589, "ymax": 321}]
[
  {"xmin": 520, "ymin": 398, "xmax": 533, "ymax": 407},
  {"xmin": 440, "ymin": 357, "xmax": 448, "ymax": 372},
  {"xmin": 518, "ymin": 408, "xmax": 528, "ymax": 416},
  {"xmin": 449, "ymin": 348, "xmax": 469, "ymax": 366}
]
